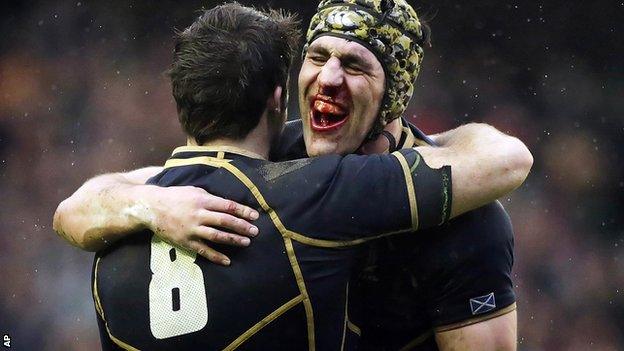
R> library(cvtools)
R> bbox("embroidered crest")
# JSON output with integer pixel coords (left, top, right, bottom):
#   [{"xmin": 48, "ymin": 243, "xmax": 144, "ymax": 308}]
[{"xmin": 469, "ymin": 292, "xmax": 496, "ymax": 315}]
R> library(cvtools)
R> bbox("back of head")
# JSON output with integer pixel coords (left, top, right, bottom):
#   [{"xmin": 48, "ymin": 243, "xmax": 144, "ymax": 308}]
[
  {"xmin": 304, "ymin": 0, "xmax": 430, "ymax": 135},
  {"xmin": 169, "ymin": 2, "xmax": 300, "ymax": 144}
]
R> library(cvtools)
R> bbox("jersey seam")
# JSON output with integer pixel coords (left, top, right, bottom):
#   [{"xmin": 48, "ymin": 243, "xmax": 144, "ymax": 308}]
[
  {"xmin": 285, "ymin": 228, "xmax": 413, "ymax": 248},
  {"xmin": 164, "ymin": 156, "xmax": 232, "ymax": 169},
  {"xmin": 93, "ymin": 257, "xmax": 142, "ymax": 351},
  {"xmin": 223, "ymin": 294, "xmax": 305, "ymax": 351},
  {"xmin": 398, "ymin": 329, "xmax": 435, "ymax": 351},
  {"xmin": 434, "ymin": 302, "xmax": 517, "ymax": 333},
  {"xmin": 183, "ymin": 158, "xmax": 317, "ymax": 351},
  {"xmin": 160, "ymin": 155, "xmax": 423, "ymax": 349},
  {"xmin": 339, "ymin": 283, "xmax": 349, "ymax": 351},
  {"xmin": 163, "ymin": 157, "xmax": 416, "ymax": 248},
  {"xmin": 391, "ymin": 151, "xmax": 419, "ymax": 231},
  {"xmin": 347, "ymin": 320, "xmax": 361, "ymax": 336},
  {"xmin": 171, "ymin": 145, "xmax": 266, "ymax": 160}
]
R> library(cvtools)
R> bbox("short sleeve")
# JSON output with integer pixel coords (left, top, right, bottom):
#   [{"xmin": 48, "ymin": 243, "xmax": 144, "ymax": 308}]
[
  {"xmin": 418, "ymin": 201, "xmax": 517, "ymax": 330},
  {"xmin": 275, "ymin": 149, "xmax": 452, "ymax": 243}
]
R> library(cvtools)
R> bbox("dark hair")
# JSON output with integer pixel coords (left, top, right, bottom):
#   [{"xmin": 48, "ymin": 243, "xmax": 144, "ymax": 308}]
[
  {"xmin": 420, "ymin": 22, "xmax": 432, "ymax": 47},
  {"xmin": 169, "ymin": 2, "xmax": 300, "ymax": 144}
]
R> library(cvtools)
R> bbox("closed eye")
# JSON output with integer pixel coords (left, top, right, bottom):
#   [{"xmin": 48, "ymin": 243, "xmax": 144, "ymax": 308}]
[
  {"xmin": 307, "ymin": 54, "xmax": 328, "ymax": 65},
  {"xmin": 344, "ymin": 63, "xmax": 364, "ymax": 74}
]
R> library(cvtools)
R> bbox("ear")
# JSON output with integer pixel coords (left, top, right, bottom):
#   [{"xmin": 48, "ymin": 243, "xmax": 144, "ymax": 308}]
[{"xmin": 267, "ymin": 85, "xmax": 283, "ymax": 113}]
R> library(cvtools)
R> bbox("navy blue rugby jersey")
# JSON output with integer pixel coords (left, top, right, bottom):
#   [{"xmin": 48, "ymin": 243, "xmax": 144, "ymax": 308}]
[
  {"xmin": 92, "ymin": 145, "xmax": 452, "ymax": 351},
  {"xmin": 274, "ymin": 119, "xmax": 517, "ymax": 351}
]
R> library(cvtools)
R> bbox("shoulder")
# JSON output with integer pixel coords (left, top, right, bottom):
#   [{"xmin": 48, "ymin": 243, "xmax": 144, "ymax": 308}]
[
  {"xmin": 415, "ymin": 201, "xmax": 514, "ymax": 276},
  {"xmin": 412, "ymin": 201, "xmax": 516, "ymax": 328},
  {"xmin": 270, "ymin": 119, "xmax": 307, "ymax": 161}
]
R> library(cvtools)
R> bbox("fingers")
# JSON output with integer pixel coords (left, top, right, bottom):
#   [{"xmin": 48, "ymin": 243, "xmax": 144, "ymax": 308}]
[
  {"xmin": 203, "ymin": 195, "xmax": 259, "ymax": 221},
  {"xmin": 194, "ymin": 226, "xmax": 252, "ymax": 247},
  {"xmin": 198, "ymin": 210, "xmax": 259, "ymax": 238},
  {"xmin": 187, "ymin": 240, "xmax": 231, "ymax": 266}
]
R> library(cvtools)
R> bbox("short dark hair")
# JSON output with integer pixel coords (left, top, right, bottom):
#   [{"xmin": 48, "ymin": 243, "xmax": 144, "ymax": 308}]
[{"xmin": 169, "ymin": 3, "xmax": 300, "ymax": 144}]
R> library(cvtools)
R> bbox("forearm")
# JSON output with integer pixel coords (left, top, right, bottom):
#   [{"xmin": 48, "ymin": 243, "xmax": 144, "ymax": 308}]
[
  {"xmin": 418, "ymin": 123, "xmax": 533, "ymax": 218},
  {"xmin": 53, "ymin": 167, "xmax": 162, "ymax": 251}
]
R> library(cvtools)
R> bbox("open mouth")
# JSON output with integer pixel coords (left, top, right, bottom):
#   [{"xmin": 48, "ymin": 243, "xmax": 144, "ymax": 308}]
[{"xmin": 310, "ymin": 99, "xmax": 349, "ymax": 132}]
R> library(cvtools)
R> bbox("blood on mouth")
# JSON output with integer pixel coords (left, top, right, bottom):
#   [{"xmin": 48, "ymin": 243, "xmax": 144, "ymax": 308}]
[{"xmin": 311, "ymin": 100, "xmax": 348, "ymax": 129}]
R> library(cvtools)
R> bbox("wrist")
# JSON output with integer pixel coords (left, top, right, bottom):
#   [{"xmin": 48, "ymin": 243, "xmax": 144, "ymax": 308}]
[{"xmin": 122, "ymin": 184, "xmax": 162, "ymax": 231}]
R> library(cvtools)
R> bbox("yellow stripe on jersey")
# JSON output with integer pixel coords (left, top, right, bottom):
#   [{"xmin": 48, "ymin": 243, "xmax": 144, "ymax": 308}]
[
  {"xmin": 391, "ymin": 151, "xmax": 419, "ymax": 231},
  {"xmin": 164, "ymin": 157, "xmax": 317, "ymax": 351},
  {"xmin": 171, "ymin": 145, "xmax": 266, "ymax": 160},
  {"xmin": 223, "ymin": 294, "xmax": 305, "ymax": 351},
  {"xmin": 398, "ymin": 329, "xmax": 435, "ymax": 351},
  {"xmin": 93, "ymin": 257, "xmax": 142, "ymax": 351},
  {"xmin": 434, "ymin": 302, "xmax": 517, "ymax": 333},
  {"xmin": 160, "ymin": 152, "xmax": 425, "ymax": 349}
]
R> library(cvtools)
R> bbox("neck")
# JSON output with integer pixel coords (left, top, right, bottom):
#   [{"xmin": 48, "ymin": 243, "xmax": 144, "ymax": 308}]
[{"xmin": 187, "ymin": 112, "xmax": 273, "ymax": 160}]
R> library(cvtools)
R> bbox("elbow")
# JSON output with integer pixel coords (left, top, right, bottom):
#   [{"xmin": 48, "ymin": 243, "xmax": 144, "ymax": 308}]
[
  {"xmin": 52, "ymin": 199, "xmax": 69, "ymax": 238},
  {"xmin": 503, "ymin": 137, "xmax": 533, "ymax": 190},
  {"xmin": 53, "ymin": 199, "xmax": 95, "ymax": 251}
]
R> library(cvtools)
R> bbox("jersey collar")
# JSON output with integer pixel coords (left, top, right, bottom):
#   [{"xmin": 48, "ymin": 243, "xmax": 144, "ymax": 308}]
[
  {"xmin": 398, "ymin": 118, "xmax": 436, "ymax": 148},
  {"xmin": 171, "ymin": 145, "xmax": 267, "ymax": 160}
]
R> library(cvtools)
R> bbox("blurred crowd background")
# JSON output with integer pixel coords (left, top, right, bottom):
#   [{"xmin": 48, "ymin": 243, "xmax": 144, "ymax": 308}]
[{"xmin": 0, "ymin": 0, "xmax": 622, "ymax": 350}]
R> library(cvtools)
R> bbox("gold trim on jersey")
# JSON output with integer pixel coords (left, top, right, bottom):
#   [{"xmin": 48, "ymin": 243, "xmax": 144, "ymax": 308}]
[
  {"xmin": 159, "ymin": 152, "xmax": 427, "ymax": 349},
  {"xmin": 342, "ymin": 282, "xmax": 361, "ymax": 339},
  {"xmin": 339, "ymin": 283, "xmax": 350, "ymax": 351},
  {"xmin": 338, "ymin": 283, "xmax": 362, "ymax": 350},
  {"xmin": 164, "ymin": 154, "xmax": 416, "ymax": 249},
  {"xmin": 164, "ymin": 156, "xmax": 232, "ymax": 169},
  {"xmin": 398, "ymin": 329, "xmax": 435, "ymax": 351},
  {"xmin": 413, "ymin": 137, "xmax": 429, "ymax": 147},
  {"xmin": 286, "ymin": 228, "xmax": 412, "ymax": 248},
  {"xmin": 398, "ymin": 119, "xmax": 429, "ymax": 148},
  {"xmin": 223, "ymin": 294, "xmax": 305, "ymax": 351},
  {"xmin": 284, "ymin": 237, "xmax": 316, "ymax": 351},
  {"xmin": 391, "ymin": 151, "xmax": 419, "ymax": 231},
  {"xmin": 221, "ymin": 162, "xmax": 316, "ymax": 351},
  {"xmin": 93, "ymin": 258, "xmax": 105, "ymax": 320},
  {"xmin": 93, "ymin": 257, "xmax": 142, "ymax": 351},
  {"xmin": 347, "ymin": 321, "xmax": 361, "ymax": 336},
  {"xmin": 171, "ymin": 145, "xmax": 266, "ymax": 160},
  {"xmin": 434, "ymin": 302, "xmax": 517, "ymax": 333},
  {"xmin": 399, "ymin": 121, "xmax": 417, "ymax": 149},
  {"xmin": 163, "ymin": 157, "xmax": 317, "ymax": 350}
]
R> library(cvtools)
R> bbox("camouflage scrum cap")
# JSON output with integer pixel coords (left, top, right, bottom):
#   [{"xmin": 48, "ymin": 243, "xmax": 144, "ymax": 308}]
[{"xmin": 304, "ymin": 0, "xmax": 426, "ymax": 135}]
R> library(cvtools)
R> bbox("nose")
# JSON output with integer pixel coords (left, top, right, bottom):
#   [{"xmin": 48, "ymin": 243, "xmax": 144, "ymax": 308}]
[{"xmin": 317, "ymin": 56, "xmax": 345, "ymax": 89}]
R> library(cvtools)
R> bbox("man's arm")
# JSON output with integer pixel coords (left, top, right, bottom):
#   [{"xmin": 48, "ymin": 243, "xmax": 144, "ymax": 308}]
[
  {"xmin": 435, "ymin": 310, "xmax": 517, "ymax": 351},
  {"xmin": 284, "ymin": 122, "xmax": 531, "ymax": 242},
  {"xmin": 417, "ymin": 123, "xmax": 532, "ymax": 218},
  {"xmin": 54, "ymin": 123, "xmax": 531, "ymax": 262},
  {"xmin": 53, "ymin": 166, "xmax": 259, "ymax": 265},
  {"xmin": 416, "ymin": 124, "xmax": 526, "ymax": 351},
  {"xmin": 359, "ymin": 120, "xmax": 532, "ymax": 219},
  {"xmin": 53, "ymin": 167, "xmax": 162, "ymax": 249}
]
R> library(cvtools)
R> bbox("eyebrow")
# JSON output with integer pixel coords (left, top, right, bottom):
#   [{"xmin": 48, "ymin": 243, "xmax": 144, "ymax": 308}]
[{"xmin": 308, "ymin": 44, "xmax": 373, "ymax": 71}]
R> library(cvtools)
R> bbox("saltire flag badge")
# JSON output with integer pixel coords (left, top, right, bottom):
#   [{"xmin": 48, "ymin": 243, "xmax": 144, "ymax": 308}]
[{"xmin": 469, "ymin": 292, "xmax": 496, "ymax": 315}]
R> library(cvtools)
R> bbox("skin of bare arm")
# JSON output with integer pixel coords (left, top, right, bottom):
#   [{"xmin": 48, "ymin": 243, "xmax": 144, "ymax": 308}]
[
  {"xmin": 53, "ymin": 167, "xmax": 163, "ymax": 250},
  {"xmin": 420, "ymin": 123, "xmax": 533, "ymax": 218},
  {"xmin": 362, "ymin": 121, "xmax": 533, "ymax": 219},
  {"xmin": 52, "ymin": 166, "xmax": 260, "ymax": 265},
  {"xmin": 435, "ymin": 310, "xmax": 518, "ymax": 351}
]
